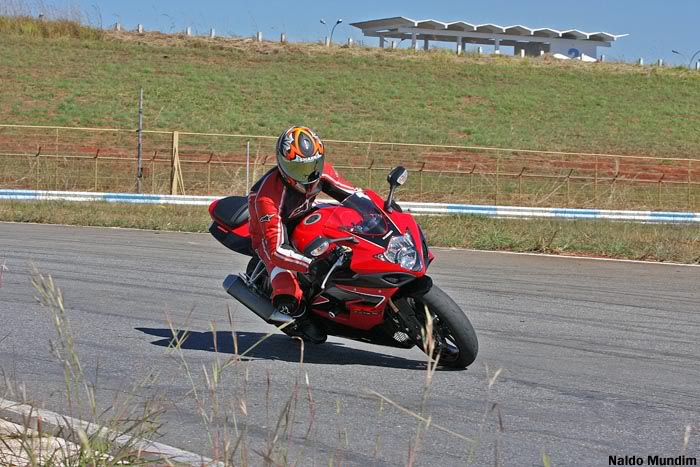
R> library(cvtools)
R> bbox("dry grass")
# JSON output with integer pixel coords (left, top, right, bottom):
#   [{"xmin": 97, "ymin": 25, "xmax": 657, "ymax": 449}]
[
  {"xmin": 0, "ymin": 268, "xmax": 167, "ymax": 466},
  {"xmin": 1, "ymin": 267, "xmax": 505, "ymax": 466},
  {"xmin": 0, "ymin": 15, "xmax": 103, "ymax": 39},
  {"xmin": 0, "ymin": 2, "xmax": 103, "ymax": 40},
  {"xmin": 421, "ymin": 214, "xmax": 700, "ymax": 264}
]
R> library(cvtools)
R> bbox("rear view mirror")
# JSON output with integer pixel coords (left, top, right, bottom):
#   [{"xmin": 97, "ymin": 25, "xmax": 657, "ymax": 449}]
[
  {"xmin": 304, "ymin": 237, "xmax": 330, "ymax": 257},
  {"xmin": 387, "ymin": 166, "xmax": 408, "ymax": 187},
  {"xmin": 385, "ymin": 166, "xmax": 408, "ymax": 213}
]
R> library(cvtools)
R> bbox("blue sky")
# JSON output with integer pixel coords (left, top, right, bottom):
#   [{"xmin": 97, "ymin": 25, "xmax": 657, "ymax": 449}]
[{"xmin": 58, "ymin": 0, "xmax": 700, "ymax": 64}]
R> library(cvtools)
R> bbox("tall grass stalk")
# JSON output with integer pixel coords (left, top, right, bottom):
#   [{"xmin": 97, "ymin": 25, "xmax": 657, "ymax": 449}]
[
  {"xmin": 0, "ymin": 0, "xmax": 103, "ymax": 39},
  {"xmin": 366, "ymin": 308, "xmax": 506, "ymax": 466},
  {"xmin": 17, "ymin": 267, "xmax": 166, "ymax": 466},
  {"xmin": 162, "ymin": 309, "xmax": 312, "ymax": 466},
  {"xmin": 7, "ymin": 267, "xmax": 534, "ymax": 466}
]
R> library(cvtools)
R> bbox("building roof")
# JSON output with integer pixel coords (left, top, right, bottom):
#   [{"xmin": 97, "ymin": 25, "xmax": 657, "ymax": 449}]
[{"xmin": 350, "ymin": 16, "xmax": 627, "ymax": 43}]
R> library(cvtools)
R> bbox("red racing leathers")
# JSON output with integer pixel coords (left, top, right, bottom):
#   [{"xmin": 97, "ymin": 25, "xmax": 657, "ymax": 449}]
[{"xmin": 248, "ymin": 162, "xmax": 356, "ymax": 308}]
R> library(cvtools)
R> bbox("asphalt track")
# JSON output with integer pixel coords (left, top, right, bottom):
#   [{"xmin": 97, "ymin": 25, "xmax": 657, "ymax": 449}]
[{"xmin": 1, "ymin": 222, "xmax": 699, "ymax": 466}]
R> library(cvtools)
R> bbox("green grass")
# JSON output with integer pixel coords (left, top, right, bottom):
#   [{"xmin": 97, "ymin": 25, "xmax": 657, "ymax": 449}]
[
  {"xmin": 3, "ymin": 201, "xmax": 699, "ymax": 263},
  {"xmin": 424, "ymin": 214, "xmax": 700, "ymax": 263},
  {"xmin": 1, "ymin": 19, "xmax": 700, "ymax": 156}
]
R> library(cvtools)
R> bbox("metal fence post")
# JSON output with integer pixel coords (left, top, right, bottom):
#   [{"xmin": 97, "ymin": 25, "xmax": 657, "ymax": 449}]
[
  {"xmin": 688, "ymin": 160, "xmax": 692, "ymax": 209},
  {"xmin": 566, "ymin": 169, "xmax": 573, "ymax": 206},
  {"xmin": 419, "ymin": 162, "xmax": 426, "ymax": 192},
  {"xmin": 94, "ymin": 149, "xmax": 100, "ymax": 191},
  {"xmin": 657, "ymin": 173, "xmax": 665, "ymax": 208},
  {"xmin": 151, "ymin": 150, "xmax": 157, "ymax": 193},
  {"xmin": 367, "ymin": 159, "xmax": 374, "ymax": 188},
  {"xmin": 207, "ymin": 153, "xmax": 213, "ymax": 194},
  {"xmin": 495, "ymin": 156, "xmax": 500, "ymax": 205},
  {"xmin": 518, "ymin": 167, "xmax": 526, "ymax": 204},
  {"xmin": 171, "ymin": 131, "xmax": 177, "ymax": 194},
  {"xmin": 136, "ymin": 88, "xmax": 143, "ymax": 193},
  {"xmin": 469, "ymin": 165, "xmax": 476, "ymax": 202},
  {"xmin": 34, "ymin": 145, "xmax": 41, "ymax": 190},
  {"xmin": 611, "ymin": 165, "xmax": 620, "ymax": 203},
  {"xmin": 136, "ymin": 88, "xmax": 144, "ymax": 193},
  {"xmin": 594, "ymin": 156, "xmax": 599, "ymax": 201},
  {"xmin": 246, "ymin": 141, "xmax": 251, "ymax": 192}
]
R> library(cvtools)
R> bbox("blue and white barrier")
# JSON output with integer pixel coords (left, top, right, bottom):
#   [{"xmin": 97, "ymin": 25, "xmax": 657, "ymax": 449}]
[
  {"xmin": 1, "ymin": 189, "xmax": 699, "ymax": 223},
  {"xmin": 400, "ymin": 202, "xmax": 700, "ymax": 223},
  {"xmin": 0, "ymin": 189, "xmax": 216, "ymax": 206}
]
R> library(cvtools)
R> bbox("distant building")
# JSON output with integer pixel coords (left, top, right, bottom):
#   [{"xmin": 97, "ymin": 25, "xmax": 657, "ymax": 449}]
[{"xmin": 351, "ymin": 17, "xmax": 627, "ymax": 60}]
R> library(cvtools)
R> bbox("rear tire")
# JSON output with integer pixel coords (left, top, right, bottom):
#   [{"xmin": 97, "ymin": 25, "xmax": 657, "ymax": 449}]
[{"xmin": 413, "ymin": 285, "xmax": 478, "ymax": 369}]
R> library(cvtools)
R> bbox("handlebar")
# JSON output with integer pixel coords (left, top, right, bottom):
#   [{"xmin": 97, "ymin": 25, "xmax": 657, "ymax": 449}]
[
  {"xmin": 320, "ymin": 246, "xmax": 352, "ymax": 290},
  {"xmin": 330, "ymin": 236, "xmax": 359, "ymax": 245}
]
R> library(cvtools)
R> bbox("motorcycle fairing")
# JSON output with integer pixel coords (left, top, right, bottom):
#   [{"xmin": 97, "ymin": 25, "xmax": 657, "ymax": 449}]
[
  {"xmin": 208, "ymin": 196, "xmax": 254, "ymax": 256},
  {"xmin": 209, "ymin": 189, "xmax": 432, "ymax": 334}
]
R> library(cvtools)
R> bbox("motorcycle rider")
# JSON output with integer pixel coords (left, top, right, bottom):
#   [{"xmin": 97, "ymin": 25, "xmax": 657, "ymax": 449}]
[{"xmin": 248, "ymin": 126, "xmax": 357, "ymax": 343}]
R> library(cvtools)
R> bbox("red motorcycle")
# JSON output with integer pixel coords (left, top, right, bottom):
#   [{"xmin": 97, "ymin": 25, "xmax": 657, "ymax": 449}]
[{"xmin": 208, "ymin": 167, "xmax": 478, "ymax": 368}]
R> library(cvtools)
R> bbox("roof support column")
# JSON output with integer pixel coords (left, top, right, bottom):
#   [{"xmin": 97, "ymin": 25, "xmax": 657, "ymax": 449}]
[
  {"xmin": 379, "ymin": 36, "xmax": 385, "ymax": 48},
  {"xmin": 494, "ymin": 39, "xmax": 501, "ymax": 55},
  {"xmin": 411, "ymin": 32, "xmax": 417, "ymax": 50},
  {"xmin": 423, "ymin": 38, "xmax": 430, "ymax": 51},
  {"xmin": 456, "ymin": 38, "xmax": 463, "ymax": 55}
]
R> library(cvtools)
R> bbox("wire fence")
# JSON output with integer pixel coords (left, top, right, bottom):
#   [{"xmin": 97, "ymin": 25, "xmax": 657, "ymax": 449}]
[{"xmin": 1, "ymin": 124, "xmax": 699, "ymax": 211}]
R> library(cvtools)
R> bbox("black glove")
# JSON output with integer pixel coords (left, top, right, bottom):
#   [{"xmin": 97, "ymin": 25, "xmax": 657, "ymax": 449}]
[{"xmin": 308, "ymin": 246, "xmax": 345, "ymax": 283}]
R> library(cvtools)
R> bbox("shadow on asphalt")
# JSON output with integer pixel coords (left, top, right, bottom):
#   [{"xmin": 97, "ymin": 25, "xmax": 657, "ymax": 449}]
[{"xmin": 136, "ymin": 328, "xmax": 428, "ymax": 370}]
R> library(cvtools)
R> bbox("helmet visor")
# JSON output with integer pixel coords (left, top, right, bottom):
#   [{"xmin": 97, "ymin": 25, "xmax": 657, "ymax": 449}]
[{"xmin": 279, "ymin": 155, "xmax": 324, "ymax": 185}]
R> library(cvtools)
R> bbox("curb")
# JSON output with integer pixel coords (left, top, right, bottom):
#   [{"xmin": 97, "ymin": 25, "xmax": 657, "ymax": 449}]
[{"xmin": 0, "ymin": 398, "xmax": 219, "ymax": 467}]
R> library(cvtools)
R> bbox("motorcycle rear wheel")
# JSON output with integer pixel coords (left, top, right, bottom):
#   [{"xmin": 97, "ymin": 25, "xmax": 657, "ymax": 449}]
[{"xmin": 412, "ymin": 285, "xmax": 478, "ymax": 369}]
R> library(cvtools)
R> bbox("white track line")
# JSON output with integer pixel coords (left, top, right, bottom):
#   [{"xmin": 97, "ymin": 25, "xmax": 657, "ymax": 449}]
[
  {"xmin": 0, "ymin": 398, "xmax": 220, "ymax": 467},
  {"xmin": 432, "ymin": 247, "xmax": 700, "ymax": 268}
]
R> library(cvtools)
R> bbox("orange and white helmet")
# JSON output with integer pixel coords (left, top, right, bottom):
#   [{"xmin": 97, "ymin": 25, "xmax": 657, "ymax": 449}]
[{"xmin": 276, "ymin": 126, "xmax": 325, "ymax": 194}]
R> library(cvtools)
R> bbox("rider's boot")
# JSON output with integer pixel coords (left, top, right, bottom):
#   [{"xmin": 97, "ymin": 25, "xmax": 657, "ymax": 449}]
[{"xmin": 275, "ymin": 296, "xmax": 327, "ymax": 344}]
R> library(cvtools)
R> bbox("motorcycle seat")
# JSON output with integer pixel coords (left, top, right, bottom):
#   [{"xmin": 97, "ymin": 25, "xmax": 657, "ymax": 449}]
[{"xmin": 212, "ymin": 196, "xmax": 250, "ymax": 228}]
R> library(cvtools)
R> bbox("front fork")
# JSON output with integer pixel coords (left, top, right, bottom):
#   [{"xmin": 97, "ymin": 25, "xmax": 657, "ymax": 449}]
[
  {"xmin": 387, "ymin": 279, "xmax": 441, "ymax": 351},
  {"xmin": 387, "ymin": 298, "xmax": 425, "ymax": 347}
]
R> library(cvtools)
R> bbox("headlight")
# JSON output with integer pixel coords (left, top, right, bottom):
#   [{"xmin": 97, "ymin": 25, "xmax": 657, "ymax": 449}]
[{"xmin": 380, "ymin": 231, "xmax": 420, "ymax": 271}]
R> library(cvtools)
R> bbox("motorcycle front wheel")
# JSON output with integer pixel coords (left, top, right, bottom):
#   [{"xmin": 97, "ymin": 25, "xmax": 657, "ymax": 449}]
[{"xmin": 411, "ymin": 285, "xmax": 479, "ymax": 369}]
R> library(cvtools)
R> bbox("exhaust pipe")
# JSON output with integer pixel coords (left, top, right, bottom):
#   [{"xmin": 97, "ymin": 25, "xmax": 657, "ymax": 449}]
[{"xmin": 223, "ymin": 275, "xmax": 293, "ymax": 324}]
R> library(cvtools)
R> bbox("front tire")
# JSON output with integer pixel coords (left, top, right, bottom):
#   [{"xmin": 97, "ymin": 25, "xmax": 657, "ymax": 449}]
[{"xmin": 413, "ymin": 285, "xmax": 478, "ymax": 369}]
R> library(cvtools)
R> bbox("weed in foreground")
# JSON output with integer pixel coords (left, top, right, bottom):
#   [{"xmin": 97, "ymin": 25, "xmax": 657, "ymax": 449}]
[
  {"xmin": 2, "ymin": 267, "xmax": 561, "ymax": 466},
  {"xmin": 0, "ymin": 267, "xmax": 167, "ymax": 466}
]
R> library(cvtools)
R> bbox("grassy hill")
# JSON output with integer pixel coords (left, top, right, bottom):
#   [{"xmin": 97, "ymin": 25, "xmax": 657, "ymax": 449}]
[{"xmin": 1, "ymin": 17, "xmax": 700, "ymax": 157}]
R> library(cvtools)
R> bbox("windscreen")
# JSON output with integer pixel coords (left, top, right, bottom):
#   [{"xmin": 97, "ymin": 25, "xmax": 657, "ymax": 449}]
[{"xmin": 326, "ymin": 193, "xmax": 389, "ymax": 237}]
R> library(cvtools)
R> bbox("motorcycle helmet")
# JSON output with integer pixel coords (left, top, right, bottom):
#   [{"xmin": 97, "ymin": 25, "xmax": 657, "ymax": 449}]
[{"xmin": 276, "ymin": 126, "xmax": 325, "ymax": 194}]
